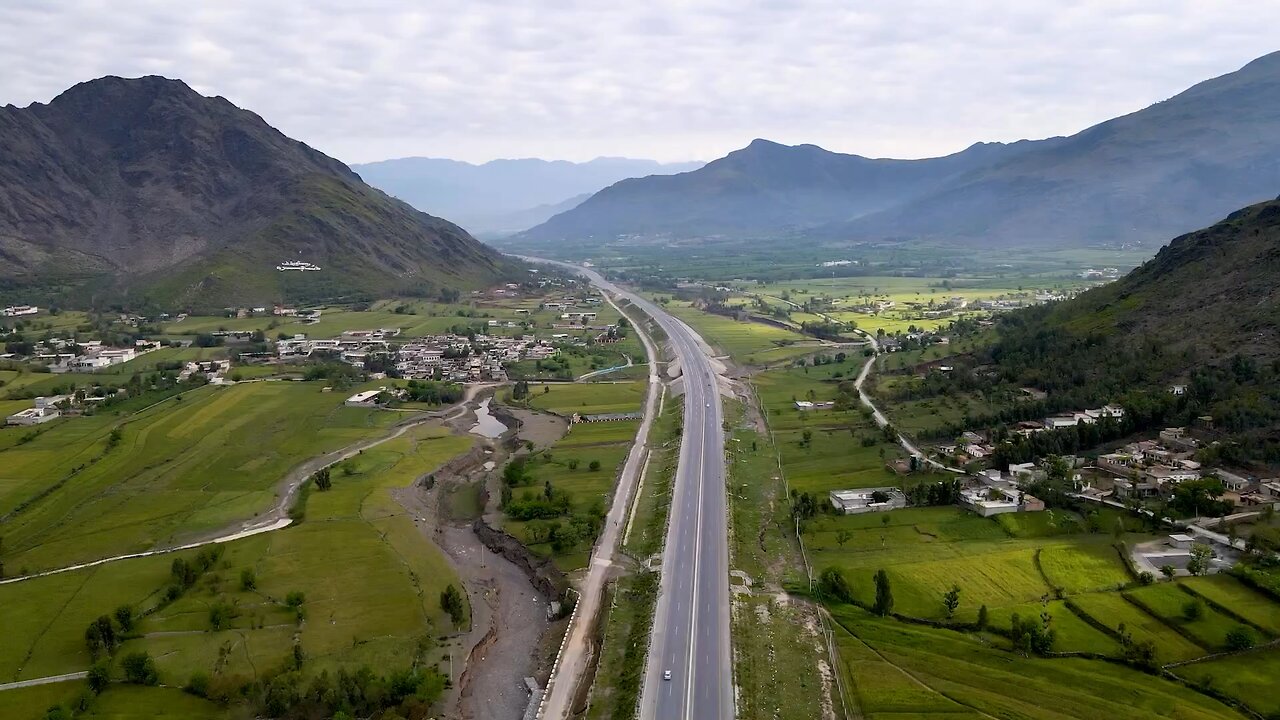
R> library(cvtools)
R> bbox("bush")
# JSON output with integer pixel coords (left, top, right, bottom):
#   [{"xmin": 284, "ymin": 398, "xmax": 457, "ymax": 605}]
[
  {"xmin": 121, "ymin": 651, "xmax": 158, "ymax": 685},
  {"xmin": 185, "ymin": 672, "xmax": 210, "ymax": 697},
  {"xmin": 285, "ymin": 591, "xmax": 306, "ymax": 608},
  {"xmin": 1183, "ymin": 600, "xmax": 1203, "ymax": 622},
  {"xmin": 240, "ymin": 568, "xmax": 257, "ymax": 591},
  {"xmin": 1226, "ymin": 626, "xmax": 1256, "ymax": 651},
  {"xmin": 589, "ymin": 460, "xmax": 602, "ymax": 472},
  {"xmin": 86, "ymin": 661, "xmax": 111, "ymax": 694}
]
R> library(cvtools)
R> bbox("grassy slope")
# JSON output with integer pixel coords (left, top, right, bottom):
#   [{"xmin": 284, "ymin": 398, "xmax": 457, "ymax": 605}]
[
  {"xmin": 0, "ymin": 381, "xmax": 398, "ymax": 572},
  {"xmin": 0, "ymin": 424, "xmax": 470, "ymax": 700}
]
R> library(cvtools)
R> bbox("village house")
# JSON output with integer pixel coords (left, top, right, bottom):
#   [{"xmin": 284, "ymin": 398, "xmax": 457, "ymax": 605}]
[
  {"xmin": 3, "ymin": 305, "xmax": 39, "ymax": 317},
  {"xmin": 828, "ymin": 487, "xmax": 906, "ymax": 515},
  {"xmin": 5, "ymin": 396, "xmax": 64, "ymax": 425}
]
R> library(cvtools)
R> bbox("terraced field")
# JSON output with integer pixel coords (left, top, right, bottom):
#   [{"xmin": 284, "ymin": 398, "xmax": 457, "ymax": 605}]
[
  {"xmin": 0, "ymin": 423, "xmax": 471, "ymax": 719},
  {"xmin": 830, "ymin": 606, "xmax": 1239, "ymax": 720},
  {"xmin": 0, "ymin": 380, "xmax": 399, "ymax": 572}
]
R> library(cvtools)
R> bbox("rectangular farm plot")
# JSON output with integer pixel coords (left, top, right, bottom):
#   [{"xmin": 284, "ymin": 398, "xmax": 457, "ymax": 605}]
[
  {"xmin": 986, "ymin": 600, "xmax": 1121, "ymax": 655},
  {"xmin": 1175, "ymin": 647, "xmax": 1280, "ymax": 717},
  {"xmin": 526, "ymin": 381, "xmax": 646, "ymax": 415},
  {"xmin": 1069, "ymin": 592, "xmax": 1206, "ymax": 663},
  {"xmin": 1182, "ymin": 575, "xmax": 1280, "ymax": 635},
  {"xmin": 1037, "ymin": 543, "xmax": 1131, "ymax": 594},
  {"xmin": 1125, "ymin": 583, "xmax": 1260, "ymax": 650}
]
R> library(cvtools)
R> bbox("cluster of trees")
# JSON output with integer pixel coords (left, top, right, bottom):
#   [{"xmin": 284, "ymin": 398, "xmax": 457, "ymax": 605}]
[
  {"xmin": 799, "ymin": 320, "xmax": 852, "ymax": 341},
  {"xmin": 302, "ymin": 362, "xmax": 365, "ymax": 388},
  {"xmin": 401, "ymin": 379, "xmax": 464, "ymax": 405},
  {"xmin": 904, "ymin": 478, "xmax": 962, "ymax": 507},
  {"xmin": 311, "ymin": 467, "xmax": 333, "ymax": 492},
  {"xmin": 1008, "ymin": 612, "xmax": 1056, "ymax": 655}
]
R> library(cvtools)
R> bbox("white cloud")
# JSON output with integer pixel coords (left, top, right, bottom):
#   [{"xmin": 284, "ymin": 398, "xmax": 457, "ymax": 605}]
[{"xmin": 0, "ymin": 0, "xmax": 1276, "ymax": 164}]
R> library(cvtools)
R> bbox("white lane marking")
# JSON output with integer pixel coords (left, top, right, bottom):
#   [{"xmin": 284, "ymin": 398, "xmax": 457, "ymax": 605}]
[{"xmin": 683, "ymin": 380, "xmax": 707, "ymax": 720}]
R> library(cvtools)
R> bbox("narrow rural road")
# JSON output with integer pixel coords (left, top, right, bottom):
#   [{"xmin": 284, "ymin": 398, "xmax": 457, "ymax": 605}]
[
  {"xmin": 0, "ymin": 672, "xmax": 87, "ymax": 692},
  {"xmin": 852, "ymin": 331, "xmax": 963, "ymax": 474},
  {"xmin": 530, "ymin": 261, "xmax": 664, "ymax": 720}
]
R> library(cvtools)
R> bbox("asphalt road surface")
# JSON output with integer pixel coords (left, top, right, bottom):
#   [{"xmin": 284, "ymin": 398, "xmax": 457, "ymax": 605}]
[
  {"xmin": 524, "ymin": 260, "xmax": 733, "ymax": 720},
  {"xmin": 581, "ymin": 269, "xmax": 733, "ymax": 720}
]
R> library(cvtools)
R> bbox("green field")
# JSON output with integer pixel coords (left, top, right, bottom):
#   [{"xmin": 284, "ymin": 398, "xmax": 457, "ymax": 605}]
[
  {"xmin": 1182, "ymin": 575, "xmax": 1280, "ymax": 634},
  {"xmin": 830, "ymin": 606, "xmax": 1239, "ymax": 720},
  {"xmin": 1124, "ymin": 583, "xmax": 1259, "ymax": 651},
  {"xmin": 655, "ymin": 300, "xmax": 814, "ymax": 364},
  {"xmin": 1175, "ymin": 647, "xmax": 1280, "ymax": 717},
  {"xmin": 504, "ymin": 419, "xmax": 639, "ymax": 571},
  {"xmin": 525, "ymin": 381, "xmax": 646, "ymax": 416},
  {"xmin": 0, "ymin": 423, "xmax": 470, "ymax": 717},
  {"xmin": 1068, "ymin": 592, "xmax": 1206, "ymax": 663},
  {"xmin": 0, "ymin": 380, "xmax": 399, "ymax": 572}
]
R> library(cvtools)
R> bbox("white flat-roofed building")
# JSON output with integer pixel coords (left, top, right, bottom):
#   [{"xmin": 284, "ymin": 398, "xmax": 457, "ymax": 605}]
[
  {"xmin": 829, "ymin": 487, "xmax": 906, "ymax": 515},
  {"xmin": 3, "ymin": 305, "xmax": 39, "ymax": 317},
  {"xmin": 345, "ymin": 388, "xmax": 386, "ymax": 407}
]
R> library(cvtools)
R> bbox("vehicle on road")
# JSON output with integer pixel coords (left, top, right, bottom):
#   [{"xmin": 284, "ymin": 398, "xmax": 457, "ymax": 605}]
[{"xmin": 663, "ymin": 670, "xmax": 672, "ymax": 681}]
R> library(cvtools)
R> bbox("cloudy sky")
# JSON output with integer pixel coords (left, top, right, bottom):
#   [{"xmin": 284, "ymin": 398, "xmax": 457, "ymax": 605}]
[{"xmin": 2, "ymin": 1, "xmax": 1277, "ymax": 165}]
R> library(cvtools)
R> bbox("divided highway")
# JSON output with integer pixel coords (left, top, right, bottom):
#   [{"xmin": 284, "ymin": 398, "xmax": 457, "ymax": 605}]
[
  {"xmin": 580, "ymin": 270, "xmax": 733, "ymax": 720},
  {"xmin": 530, "ymin": 259, "xmax": 733, "ymax": 720}
]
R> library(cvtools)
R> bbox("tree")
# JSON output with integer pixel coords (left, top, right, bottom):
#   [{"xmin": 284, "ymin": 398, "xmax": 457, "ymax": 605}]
[
  {"xmin": 835, "ymin": 529, "xmax": 852, "ymax": 549},
  {"xmin": 285, "ymin": 591, "xmax": 306, "ymax": 608},
  {"xmin": 1187, "ymin": 543, "xmax": 1213, "ymax": 576},
  {"xmin": 873, "ymin": 569, "xmax": 894, "ymax": 616},
  {"xmin": 313, "ymin": 467, "xmax": 332, "ymax": 491},
  {"xmin": 240, "ymin": 568, "xmax": 257, "ymax": 591},
  {"xmin": 43, "ymin": 706, "xmax": 70, "ymax": 720},
  {"xmin": 976, "ymin": 604, "xmax": 989, "ymax": 630},
  {"xmin": 84, "ymin": 615, "xmax": 117, "ymax": 659},
  {"xmin": 1225, "ymin": 626, "xmax": 1255, "ymax": 651},
  {"xmin": 819, "ymin": 567, "xmax": 853, "ymax": 602},
  {"xmin": 511, "ymin": 380, "xmax": 530, "ymax": 400},
  {"xmin": 113, "ymin": 605, "xmax": 134, "ymax": 633},
  {"xmin": 588, "ymin": 460, "xmax": 601, "ymax": 471},
  {"xmin": 943, "ymin": 585, "xmax": 961, "ymax": 619},
  {"xmin": 440, "ymin": 584, "xmax": 465, "ymax": 626},
  {"xmin": 121, "ymin": 651, "xmax": 158, "ymax": 685},
  {"xmin": 86, "ymin": 661, "xmax": 111, "ymax": 694},
  {"xmin": 1160, "ymin": 565, "xmax": 1176, "ymax": 580},
  {"xmin": 567, "ymin": 458, "xmax": 579, "ymax": 470}
]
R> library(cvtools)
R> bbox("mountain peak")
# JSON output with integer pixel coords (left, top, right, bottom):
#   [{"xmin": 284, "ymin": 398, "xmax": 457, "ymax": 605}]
[{"xmin": 0, "ymin": 76, "xmax": 506, "ymax": 309}]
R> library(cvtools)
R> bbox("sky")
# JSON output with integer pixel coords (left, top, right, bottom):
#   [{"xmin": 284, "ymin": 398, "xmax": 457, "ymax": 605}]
[{"xmin": 1, "ymin": 1, "xmax": 1277, "ymax": 166}]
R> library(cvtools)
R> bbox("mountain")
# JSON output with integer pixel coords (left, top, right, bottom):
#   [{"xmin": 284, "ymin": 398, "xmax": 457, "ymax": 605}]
[
  {"xmin": 517, "ymin": 138, "xmax": 1051, "ymax": 242},
  {"xmin": 0, "ymin": 76, "xmax": 510, "ymax": 310},
  {"xmin": 977, "ymin": 196, "xmax": 1280, "ymax": 464},
  {"xmin": 351, "ymin": 156, "xmax": 703, "ymax": 235},
  {"xmin": 833, "ymin": 52, "xmax": 1280, "ymax": 247},
  {"xmin": 522, "ymin": 52, "xmax": 1280, "ymax": 249}
]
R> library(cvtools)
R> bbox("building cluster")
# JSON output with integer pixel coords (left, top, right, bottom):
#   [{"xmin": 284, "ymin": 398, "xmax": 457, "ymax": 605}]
[
  {"xmin": 1079, "ymin": 267, "xmax": 1121, "ymax": 280},
  {"xmin": 275, "ymin": 329, "xmax": 563, "ymax": 383},
  {"xmin": 6, "ymin": 339, "xmax": 161, "ymax": 373},
  {"xmin": 1094, "ymin": 428, "xmax": 1279, "ymax": 507},
  {"xmin": 959, "ymin": 469, "xmax": 1048, "ymax": 517}
]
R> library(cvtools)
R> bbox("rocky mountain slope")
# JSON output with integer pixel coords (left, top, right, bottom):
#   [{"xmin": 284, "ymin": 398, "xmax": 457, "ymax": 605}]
[
  {"xmin": 520, "ymin": 52, "xmax": 1280, "ymax": 250},
  {"xmin": 517, "ymin": 137, "xmax": 1049, "ymax": 242},
  {"xmin": 0, "ymin": 76, "xmax": 510, "ymax": 309}
]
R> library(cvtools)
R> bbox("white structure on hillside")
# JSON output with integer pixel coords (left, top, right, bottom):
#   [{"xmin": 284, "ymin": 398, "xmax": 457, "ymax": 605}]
[
  {"xmin": 276, "ymin": 261, "xmax": 321, "ymax": 272},
  {"xmin": 3, "ymin": 305, "xmax": 39, "ymax": 317}
]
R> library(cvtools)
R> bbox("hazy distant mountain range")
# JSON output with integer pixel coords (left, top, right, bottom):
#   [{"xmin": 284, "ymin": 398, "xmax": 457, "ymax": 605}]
[
  {"xmin": 0, "ymin": 76, "xmax": 510, "ymax": 309},
  {"xmin": 351, "ymin": 156, "xmax": 703, "ymax": 235},
  {"xmin": 519, "ymin": 52, "xmax": 1280, "ymax": 249}
]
